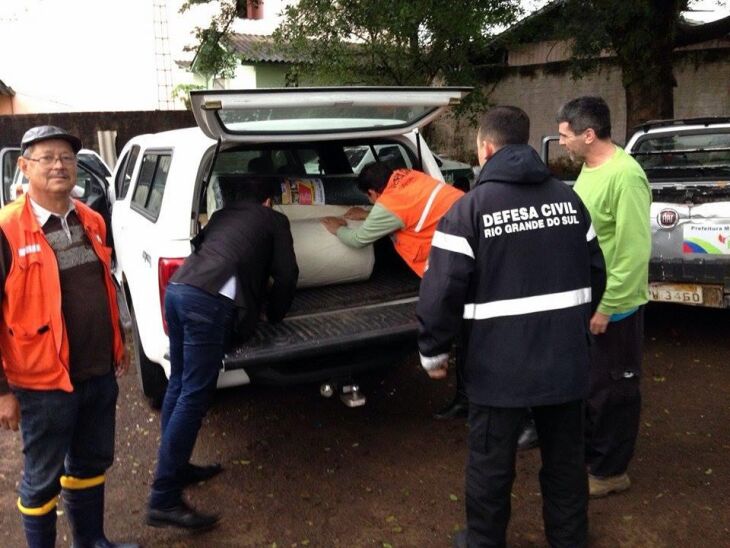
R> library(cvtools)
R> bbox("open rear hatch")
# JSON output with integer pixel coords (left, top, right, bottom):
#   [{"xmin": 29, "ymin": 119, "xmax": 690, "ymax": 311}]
[{"xmin": 189, "ymin": 86, "xmax": 471, "ymax": 143}]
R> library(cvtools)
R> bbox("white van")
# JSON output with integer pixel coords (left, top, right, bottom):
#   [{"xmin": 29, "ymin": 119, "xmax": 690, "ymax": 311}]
[{"xmin": 111, "ymin": 87, "xmax": 470, "ymax": 406}]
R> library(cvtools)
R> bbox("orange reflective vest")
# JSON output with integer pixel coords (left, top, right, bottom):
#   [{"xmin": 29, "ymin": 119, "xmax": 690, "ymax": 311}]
[
  {"xmin": 377, "ymin": 170, "xmax": 464, "ymax": 277},
  {"xmin": 0, "ymin": 195, "xmax": 124, "ymax": 392}
]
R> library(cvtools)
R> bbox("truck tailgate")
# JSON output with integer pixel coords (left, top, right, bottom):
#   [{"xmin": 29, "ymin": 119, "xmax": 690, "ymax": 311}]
[
  {"xmin": 224, "ymin": 299, "xmax": 418, "ymax": 369},
  {"xmin": 650, "ymin": 193, "xmax": 730, "ymax": 306},
  {"xmin": 223, "ymin": 260, "xmax": 421, "ymax": 370}
]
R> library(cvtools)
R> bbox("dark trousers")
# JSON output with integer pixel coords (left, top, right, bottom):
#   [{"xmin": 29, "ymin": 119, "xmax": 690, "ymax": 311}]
[
  {"xmin": 466, "ymin": 401, "xmax": 588, "ymax": 548},
  {"xmin": 13, "ymin": 373, "xmax": 118, "ymax": 509},
  {"xmin": 454, "ymin": 338, "xmax": 467, "ymax": 399},
  {"xmin": 149, "ymin": 283, "xmax": 235, "ymax": 510},
  {"xmin": 585, "ymin": 307, "xmax": 644, "ymax": 478}
]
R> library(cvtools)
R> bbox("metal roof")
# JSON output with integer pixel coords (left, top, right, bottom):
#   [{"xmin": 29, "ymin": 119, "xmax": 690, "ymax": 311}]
[
  {"xmin": 491, "ymin": 1, "xmax": 728, "ymax": 45},
  {"xmin": 488, "ymin": 0, "xmax": 564, "ymax": 45},
  {"xmin": 0, "ymin": 79, "xmax": 15, "ymax": 96},
  {"xmin": 226, "ymin": 33, "xmax": 301, "ymax": 64}
]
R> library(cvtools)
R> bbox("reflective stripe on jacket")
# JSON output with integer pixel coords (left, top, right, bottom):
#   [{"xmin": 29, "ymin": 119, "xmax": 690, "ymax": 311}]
[
  {"xmin": 0, "ymin": 195, "xmax": 124, "ymax": 392},
  {"xmin": 376, "ymin": 170, "xmax": 464, "ymax": 277}
]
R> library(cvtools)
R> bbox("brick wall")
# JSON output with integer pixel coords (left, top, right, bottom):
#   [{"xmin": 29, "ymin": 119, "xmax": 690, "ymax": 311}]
[
  {"xmin": 0, "ymin": 110, "xmax": 195, "ymax": 155},
  {"xmin": 429, "ymin": 55, "xmax": 730, "ymax": 164}
]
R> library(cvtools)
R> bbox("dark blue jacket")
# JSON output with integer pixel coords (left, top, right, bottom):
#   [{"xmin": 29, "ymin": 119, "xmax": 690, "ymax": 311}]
[{"xmin": 417, "ymin": 144, "xmax": 606, "ymax": 407}]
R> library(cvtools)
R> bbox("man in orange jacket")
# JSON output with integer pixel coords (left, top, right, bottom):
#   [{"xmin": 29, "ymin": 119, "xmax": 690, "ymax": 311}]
[
  {"xmin": 321, "ymin": 162, "xmax": 468, "ymax": 417},
  {"xmin": 0, "ymin": 126, "xmax": 136, "ymax": 548},
  {"xmin": 322, "ymin": 163, "xmax": 464, "ymax": 278}
]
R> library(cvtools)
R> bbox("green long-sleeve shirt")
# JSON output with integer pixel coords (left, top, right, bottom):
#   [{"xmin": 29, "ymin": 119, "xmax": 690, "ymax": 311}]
[
  {"xmin": 574, "ymin": 146, "xmax": 652, "ymax": 315},
  {"xmin": 335, "ymin": 204, "xmax": 404, "ymax": 247}
]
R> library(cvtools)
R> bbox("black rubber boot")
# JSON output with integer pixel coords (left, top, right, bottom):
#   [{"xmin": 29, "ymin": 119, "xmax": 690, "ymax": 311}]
[
  {"xmin": 63, "ymin": 483, "xmax": 139, "ymax": 548},
  {"xmin": 434, "ymin": 392, "xmax": 469, "ymax": 420},
  {"xmin": 434, "ymin": 357, "xmax": 469, "ymax": 420},
  {"xmin": 21, "ymin": 509, "xmax": 57, "ymax": 548}
]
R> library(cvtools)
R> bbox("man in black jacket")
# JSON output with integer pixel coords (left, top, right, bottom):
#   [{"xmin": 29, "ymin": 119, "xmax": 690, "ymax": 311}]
[
  {"xmin": 146, "ymin": 176, "xmax": 298, "ymax": 531},
  {"xmin": 417, "ymin": 106, "xmax": 606, "ymax": 548}
]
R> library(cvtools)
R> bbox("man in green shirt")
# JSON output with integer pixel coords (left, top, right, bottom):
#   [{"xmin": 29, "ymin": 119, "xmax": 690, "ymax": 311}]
[{"xmin": 557, "ymin": 96, "xmax": 651, "ymax": 498}]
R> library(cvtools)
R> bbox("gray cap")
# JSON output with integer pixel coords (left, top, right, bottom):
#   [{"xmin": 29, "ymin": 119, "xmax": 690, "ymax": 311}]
[{"xmin": 21, "ymin": 125, "xmax": 82, "ymax": 155}]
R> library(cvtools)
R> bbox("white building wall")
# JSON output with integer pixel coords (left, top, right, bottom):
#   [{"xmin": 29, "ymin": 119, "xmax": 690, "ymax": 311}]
[{"xmin": 227, "ymin": 65, "xmax": 257, "ymax": 89}]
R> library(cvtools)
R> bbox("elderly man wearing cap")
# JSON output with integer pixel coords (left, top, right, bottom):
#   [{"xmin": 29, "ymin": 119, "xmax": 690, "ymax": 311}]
[{"xmin": 0, "ymin": 126, "xmax": 136, "ymax": 548}]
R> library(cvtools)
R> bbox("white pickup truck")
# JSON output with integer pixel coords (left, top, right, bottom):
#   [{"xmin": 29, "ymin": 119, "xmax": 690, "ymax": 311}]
[
  {"xmin": 544, "ymin": 116, "xmax": 730, "ymax": 308},
  {"xmin": 109, "ymin": 87, "xmax": 470, "ymax": 406},
  {"xmin": 627, "ymin": 118, "xmax": 730, "ymax": 308}
]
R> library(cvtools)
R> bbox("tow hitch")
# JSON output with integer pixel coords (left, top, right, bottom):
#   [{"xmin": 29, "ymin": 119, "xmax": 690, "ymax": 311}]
[{"xmin": 320, "ymin": 381, "xmax": 366, "ymax": 407}]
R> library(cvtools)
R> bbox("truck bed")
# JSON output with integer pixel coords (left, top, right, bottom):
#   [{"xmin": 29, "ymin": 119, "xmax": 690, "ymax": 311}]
[{"xmin": 223, "ymin": 248, "xmax": 421, "ymax": 378}]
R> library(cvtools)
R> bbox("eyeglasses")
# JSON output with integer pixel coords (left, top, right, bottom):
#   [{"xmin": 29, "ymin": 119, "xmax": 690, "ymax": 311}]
[{"xmin": 26, "ymin": 154, "xmax": 77, "ymax": 167}]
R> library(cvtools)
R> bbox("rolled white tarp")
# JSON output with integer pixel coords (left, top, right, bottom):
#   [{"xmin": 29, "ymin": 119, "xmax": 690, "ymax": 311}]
[
  {"xmin": 274, "ymin": 204, "xmax": 369, "ymax": 221},
  {"xmin": 285, "ymin": 211, "xmax": 375, "ymax": 288},
  {"xmin": 208, "ymin": 195, "xmax": 375, "ymax": 287}
]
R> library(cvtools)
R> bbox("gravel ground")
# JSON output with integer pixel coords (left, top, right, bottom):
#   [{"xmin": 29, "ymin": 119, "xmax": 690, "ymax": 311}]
[{"xmin": 0, "ymin": 303, "xmax": 728, "ymax": 547}]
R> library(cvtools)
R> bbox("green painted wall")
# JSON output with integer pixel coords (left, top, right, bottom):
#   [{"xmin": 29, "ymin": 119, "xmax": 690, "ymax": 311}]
[
  {"xmin": 252, "ymin": 63, "xmax": 320, "ymax": 88},
  {"xmin": 254, "ymin": 63, "xmax": 289, "ymax": 87}
]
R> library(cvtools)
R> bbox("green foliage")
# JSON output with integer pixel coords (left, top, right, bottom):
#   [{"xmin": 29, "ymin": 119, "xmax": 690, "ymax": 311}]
[
  {"xmin": 557, "ymin": 0, "xmax": 686, "ymax": 85},
  {"xmin": 548, "ymin": 0, "xmax": 729, "ymax": 128},
  {"xmin": 180, "ymin": 0, "xmax": 240, "ymax": 80},
  {"xmin": 272, "ymin": 0, "xmax": 522, "ymax": 115},
  {"xmin": 172, "ymin": 83, "xmax": 205, "ymax": 110}
]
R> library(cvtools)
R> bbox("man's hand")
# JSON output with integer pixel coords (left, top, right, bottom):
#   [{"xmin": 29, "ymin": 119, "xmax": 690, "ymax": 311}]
[
  {"xmin": 114, "ymin": 350, "xmax": 131, "ymax": 378},
  {"xmin": 590, "ymin": 311, "xmax": 611, "ymax": 335},
  {"xmin": 320, "ymin": 216, "xmax": 347, "ymax": 235},
  {"xmin": 344, "ymin": 207, "xmax": 369, "ymax": 221},
  {"xmin": 0, "ymin": 393, "xmax": 20, "ymax": 431},
  {"xmin": 426, "ymin": 364, "xmax": 449, "ymax": 379},
  {"xmin": 421, "ymin": 353, "xmax": 449, "ymax": 379}
]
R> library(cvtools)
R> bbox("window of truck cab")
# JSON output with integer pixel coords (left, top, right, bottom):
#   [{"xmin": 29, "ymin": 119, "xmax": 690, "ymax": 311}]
[
  {"xmin": 201, "ymin": 140, "xmax": 416, "ymax": 219},
  {"xmin": 210, "ymin": 140, "xmax": 415, "ymax": 178},
  {"xmin": 115, "ymin": 145, "xmax": 141, "ymax": 200},
  {"xmin": 632, "ymin": 129, "xmax": 730, "ymax": 181},
  {"xmin": 130, "ymin": 151, "xmax": 172, "ymax": 221}
]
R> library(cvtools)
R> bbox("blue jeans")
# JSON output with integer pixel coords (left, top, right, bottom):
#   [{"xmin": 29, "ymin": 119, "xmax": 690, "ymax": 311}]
[
  {"xmin": 149, "ymin": 283, "xmax": 235, "ymax": 509},
  {"xmin": 13, "ymin": 373, "xmax": 118, "ymax": 509}
]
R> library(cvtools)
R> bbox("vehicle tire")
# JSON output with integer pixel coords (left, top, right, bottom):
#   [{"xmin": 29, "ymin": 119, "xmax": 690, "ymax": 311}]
[{"xmin": 130, "ymin": 305, "xmax": 167, "ymax": 409}]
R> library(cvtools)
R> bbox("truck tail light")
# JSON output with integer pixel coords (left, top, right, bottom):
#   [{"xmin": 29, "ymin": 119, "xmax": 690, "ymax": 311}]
[{"xmin": 158, "ymin": 257, "xmax": 185, "ymax": 334}]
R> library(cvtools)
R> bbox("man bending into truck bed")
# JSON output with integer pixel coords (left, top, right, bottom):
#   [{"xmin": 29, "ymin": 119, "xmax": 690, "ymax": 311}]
[
  {"xmin": 147, "ymin": 176, "xmax": 298, "ymax": 531},
  {"xmin": 320, "ymin": 163, "xmax": 468, "ymax": 419},
  {"xmin": 321, "ymin": 163, "xmax": 463, "ymax": 278}
]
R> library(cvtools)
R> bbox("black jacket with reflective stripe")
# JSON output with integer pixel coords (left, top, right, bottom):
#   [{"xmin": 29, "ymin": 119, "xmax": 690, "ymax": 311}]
[{"xmin": 417, "ymin": 144, "xmax": 606, "ymax": 407}]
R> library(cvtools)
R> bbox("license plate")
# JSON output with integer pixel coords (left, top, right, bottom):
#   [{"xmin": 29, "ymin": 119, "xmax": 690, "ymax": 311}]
[{"xmin": 649, "ymin": 283, "xmax": 703, "ymax": 305}]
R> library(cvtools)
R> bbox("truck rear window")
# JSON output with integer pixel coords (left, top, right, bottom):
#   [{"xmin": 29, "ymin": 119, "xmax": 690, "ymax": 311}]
[
  {"xmin": 214, "ymin": 141, "xmax": 414, "ymax": 178},
  {"xmin": 632, "ymin": 130, "xmax": 730, "ymax": 180}
]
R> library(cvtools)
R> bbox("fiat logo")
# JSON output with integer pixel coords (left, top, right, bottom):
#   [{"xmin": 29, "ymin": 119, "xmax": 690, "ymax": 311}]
[{"xmin": 658, "ymin": 208, "xmax": 678, "ymax": 228}]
